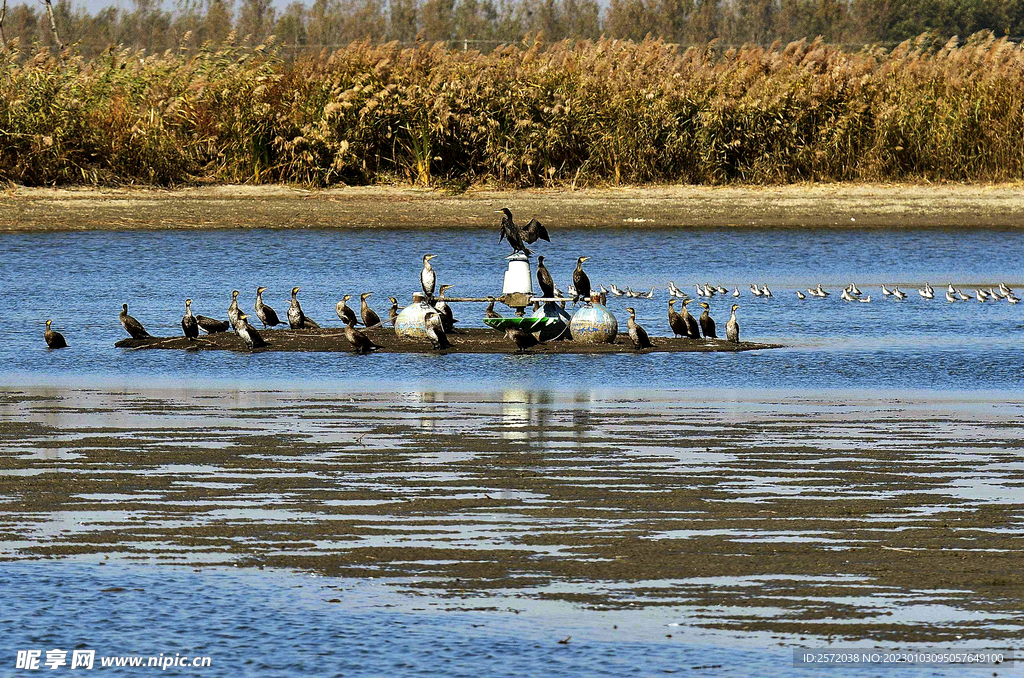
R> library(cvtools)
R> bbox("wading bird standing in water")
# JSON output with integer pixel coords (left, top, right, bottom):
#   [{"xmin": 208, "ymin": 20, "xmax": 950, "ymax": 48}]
[{"xmin": 44, "ymin": 320, "xmax": 67, "ymax": 349}]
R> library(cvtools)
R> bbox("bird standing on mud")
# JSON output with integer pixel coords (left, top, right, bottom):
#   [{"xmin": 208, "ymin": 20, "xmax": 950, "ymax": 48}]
[
  {"xmin": 668, "ymin": 299, "xmax": 686, "ymax": 338},
  {"xmin": 626, "ymin": 307, "xmax": 653, "ymax": 351},
  {"xmin": 233, "ymin": 313, "xmax": 266, "ymax": 350},
  {"xmin": 336, "ymin": 294, "xmax": 358, "ymax": 326},
  {"xmin": 421, "ymin": 254, "xmax": 437, "ymax": 302},
  {"xmin": 424, "ymin": 311, "xmax": 451, "ymax": 350},
  {"xmin": 360, "ymin": 293, "xmax": 381, "ymax": 328},
  {"xmin": 726, "ymin": 304, "xmax": 740, "ymax": 343},
  {"xmin": 44, "ymin": 320, "xmax": 67, "ymax": 349},
  {"xmin": 120, "ymin": 303, "xmax": 150, "ymax": 339},
  {"xmin": 504, "ymin": 326, "xmax": 541, "ymax": 354},
  {"xmin": 434, "ymin": 284, "xmax": 458, "ymax": 333},
  {"xmin": 496, "ymin": 208, "xmax": 550, "ymax": 257},
  {"xmin": 699, "ymin": 302, "xmax": 717, "ymax": 340},
  {"xmin": 287, "ymin": 287, "xmax": 320, "ymax": 329},
  {"xmin": 388, "ymin": 297, "xmax": 401, "ymax": 326},
  {"xmin": 572, "ymin": 257, "xmax": 591, "ymax": 304},
  {"xmin": 228, "ymin": 290, "xmax": 242, "ymax": 327},
  {"xmin": 680, "ymin": 299, "xmax": 700, "ymax": 339},
  {"xmin": 343, "ymin": 316, "xmax": 381, "ymax": 355},
  {"xmin": 255, "ymin": 287, "xmax": 285, "ymax": 329},
  {"xmin": 181, "ymin": 299, "xmax": 199, "ymax": 341}
]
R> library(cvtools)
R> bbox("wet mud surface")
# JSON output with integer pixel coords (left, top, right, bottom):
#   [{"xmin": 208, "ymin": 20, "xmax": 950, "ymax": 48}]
[
  {"xmin": 114, "ymin": 327, "xmax": 779, "ymax": 354},
  {"xmin": 5, "ymin": 183, "xmax": 1024, "ymax": 231},
  {"xmin": 3, "ymin": 388, "xmax": 1024, "ymax": 644}
]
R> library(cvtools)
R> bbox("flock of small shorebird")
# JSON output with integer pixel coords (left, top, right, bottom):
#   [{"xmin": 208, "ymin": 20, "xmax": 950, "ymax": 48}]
[{"xmin": 40, "ymin": 208, "xmax": 1020, "ymax": 354}]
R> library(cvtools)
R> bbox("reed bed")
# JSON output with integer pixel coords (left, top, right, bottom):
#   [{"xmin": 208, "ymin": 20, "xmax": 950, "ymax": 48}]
[{"xmin": 2, "ymin": 32, "xmax": 1024, "ymax": 187}]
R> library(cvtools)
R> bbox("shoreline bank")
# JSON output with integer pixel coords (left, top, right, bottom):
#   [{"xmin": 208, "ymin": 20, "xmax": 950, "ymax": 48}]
[{"xmin": 5, "ymin": 183, "xmax": 1024, "ymax": 231}]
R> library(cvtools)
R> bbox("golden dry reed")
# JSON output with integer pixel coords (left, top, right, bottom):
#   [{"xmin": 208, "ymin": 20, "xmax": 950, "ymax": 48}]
[{"xmin": 2, "ymin": 32, "xmax": 1024, "ymax": 187}]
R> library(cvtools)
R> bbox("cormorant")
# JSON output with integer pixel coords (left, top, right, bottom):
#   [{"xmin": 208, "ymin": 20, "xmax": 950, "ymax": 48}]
[
  {"xmin": 233, "ymin": 313, "xmax": 266, "ymax": 349},
  {"xmin": 424, "ymin": 311, "xmax": 451, "ymax": 350},
  {"xmin": 343, "ymin": 316, "xmax": 381, "ymax": 355},
  {"xmin": 336, "ymin": 294, "xmax": 358, "ymax": 326},
  {"xmin": 504, "ymin": 326, "xmax": 541, "ymax": 353},
  {"xmin": 360, "ymin": 293, "xmax": 381, "ymax": 328},
  {"xmin": 485, "ymin": 297, "xmax": 502, "ymax": 319},
  {"xmin": 287, "ymin": 287, "xmax": 320, "ymax": 329},
  {"xmin": 182, "ymin": 299, "xmax": 199, "ymax": 341},
  {"xmin": 228, "ymin": 290, "xmax": 242, "ymax": 327},
  {"xmin": 572, "ymin": 257, "xmax": 591, "ymax": 303},
  {"xmin": 680, "ymin": 299, "xmax": 700, "ymax": 339},
  {"xmin": 495, "ymin": 208, "xmax": 550, "ymax": 256},
  {"xmin": 120, "ymin": 303, "xmax": 150, "ymax": 339},
  {"xmin": 699, "ymin": 302, "xmax": 717, "ymax": 339},
  {"xmin": 421, "ymin": 254, "xmax": 437, "ymax": 301},
  {"xmin": 536, "ymin": 255, "xmax": 555, "ymax": 298},
  {"xmin": 434, "ymin": 284, "xmax": 457, "ymax": 333},
  {"xmin": 197, "ymin": 315, "xmax": 230, "ymax": 333},
  {"xmin": 626, "ymin": 308, "xmax": 653, "ymax": 351},
  {"xmin": 44, "ymin": 320, "xmax": 67, "ymax": 349},
  {"xmin": 255, "ymin": 287, "xmax": 284, "ymax": 328},
  {"xmin": 667, "ymin": 299, "xmax": 686, "ymax": 338},
  {"xmin": 388, "ymin": 297, "xmax": 400, "ymax": 326},
  {"xmin": 726, "ymin": 304, "xmax": 739, "ymax": 343}
]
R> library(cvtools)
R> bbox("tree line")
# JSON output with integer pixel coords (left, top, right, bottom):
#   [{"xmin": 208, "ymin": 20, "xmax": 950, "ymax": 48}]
[{"xmin": 0, "ymin": 0, "xmax": 1022, "ymax": 57}]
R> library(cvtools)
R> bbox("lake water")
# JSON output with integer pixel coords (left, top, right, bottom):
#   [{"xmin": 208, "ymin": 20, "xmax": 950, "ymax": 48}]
[
  {"xmin": 1, "ymin": 226, "xmax": 1021, "ymax": 391},
  {"xmin": 2, "ymin": 223, "xmax": 1023, "ymax": 676}
]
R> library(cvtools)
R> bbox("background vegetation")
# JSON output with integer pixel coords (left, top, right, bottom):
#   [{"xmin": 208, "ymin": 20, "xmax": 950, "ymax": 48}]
[
  {"xmin": 1, "ymin": 0, "xmax": 1022, "ymax": 57},
  {"xmin": 2, "ymin": 32, "xmax": 1023, "ymax": 187}
]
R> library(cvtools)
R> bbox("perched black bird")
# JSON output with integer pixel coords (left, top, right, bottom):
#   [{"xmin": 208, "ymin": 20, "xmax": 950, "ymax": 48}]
[
  {"xmin": 572, "ymin": 256, "xmax": 591, "ymax": 303},
  {"xmin": 504, "ymin": 326, "xmax": 541, "ymax": 354},
  {"xmin": 388, "ymin": 297, "xmax": 401, "ymax": 326},
  {"xmin": 536, "ymin": 255, "xmax": 555, "ymax": 298},
  {"xmin": 626, "ymin": 307, "xmax": 653, "ymax": 351},
  {"xmin": 288, "ymin": 287, "xmax": 320, "ymax": 329},
  {"xmin": 197, "ymin": 315, "xmax": 230, "ymax": 334},
  {"xmin": 181, "ymin": 299, "xmax": 199, "ymax": 341},
  {"xmin": 233, "ymin": 313, "xmax": 266, "ymax": 349},
  {"xmin": 119, "ymin": 303, "xmax": 150, "ymax": 339},
  {"xmin": 680, "ymin": 299, "xmax": 701, "ymax": 340},
  {"xmin": 434, "ymin": 284, "xmax": 458, "ymax": 333},
  {"xmin": 228, "ymin": 290, "xmax": 242, "ymax": 327},
  {"xmin": 726, "ymin": 304, "xmax": 740, "ymax": 343},
  {"xmin": 699, "ymin": 302, "xmax": 717, "ymax": 339},
  {"xmin": 255, "ymin": 287, "xmax": 285, "ymax": 329},
  {"xmin": 668, "ymin": 299, "xmax": 686, "ymax": 338},
  {"xmin": 495, "ymin": 208, "xmax": 550, "ymax": 256},
  {"xmin": 421, "ymin": 254, "xmax": 437, "ymax": 302},
  {"xmin": 44, "ymin": 320, "xmax": 67, "ymax": 349},
  {"xmin": 424, "ymin": 311, "xmax": 451, "ymax": 350},
  {"xmin": 360, "ymin": 293, "xmax": 381, "ymax": 328},
  {"xmin": 343, "ymin": 316, "xmax": 381, "ymax": 355},
  {"xmin": 484, "ymin": 296, "xmax": 502, "ymax": 319},
  {"xmin": 336, "ymin": 294, "xmax": 358, "ymax": 326}
]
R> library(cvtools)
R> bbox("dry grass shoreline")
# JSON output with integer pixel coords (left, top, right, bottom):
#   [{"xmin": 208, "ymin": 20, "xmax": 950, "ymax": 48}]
[{"xmin": 4, "ymin": 183, "xmax": 1024, "ymax": 231}]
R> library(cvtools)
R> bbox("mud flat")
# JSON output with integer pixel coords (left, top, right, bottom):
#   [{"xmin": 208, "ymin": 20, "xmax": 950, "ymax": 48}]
[
  {"xmin": 5, "ymin": 183, "xmax": 1024, "ymax": 231},
  {"xmin": 114, "ymin": 327, "xmax": 780, "ymax": 353},
  {"xmin": 3, "ymin": 388, "xmax": 1024, "ymax": 644}
]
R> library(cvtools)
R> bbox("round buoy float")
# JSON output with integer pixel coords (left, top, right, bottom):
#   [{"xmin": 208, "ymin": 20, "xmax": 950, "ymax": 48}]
[{"xmin": 570, "ymin": 300, "xmax": 618, "ymax": 344}]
